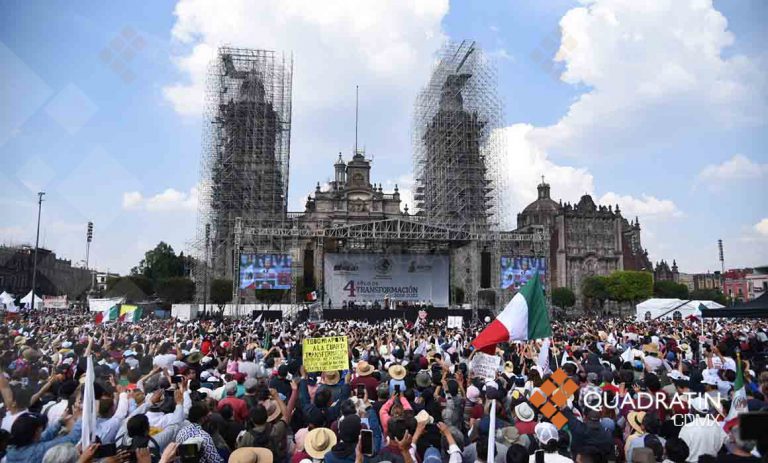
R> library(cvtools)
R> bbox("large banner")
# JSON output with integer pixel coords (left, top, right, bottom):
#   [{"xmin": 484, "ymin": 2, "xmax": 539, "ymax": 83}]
[
  {"xmin": 240, "ymin": 253, "xmax": 292, "ymax": 290},
  {"xmin": 500, "ymin": 256, "xmax": 547, "ymax": 291},
  {"xmin": 43, "ymin": 295, "xmax": 68, "ymax": 309},
  {"xmin": 324, "ymin": 254, "xmax": 449, "ymax": 307}
]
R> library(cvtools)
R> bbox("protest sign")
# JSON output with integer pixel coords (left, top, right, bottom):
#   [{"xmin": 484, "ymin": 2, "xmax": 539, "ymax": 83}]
[
  {"xmin": 470, "ymin": 351, "xmax": 501, "ymax": 380},
  {"xmin": 303, "ymin": 336, "xmax": 349, "ymax": 372},
  {"xmin": 447, "ymin": 316, "xmax": 463, "ymax": 329}
]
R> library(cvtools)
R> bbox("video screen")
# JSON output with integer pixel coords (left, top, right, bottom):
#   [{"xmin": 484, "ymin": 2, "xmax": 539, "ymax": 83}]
[
  {"xmin": 239, "ymin": 253, "xmax": 292, "ymax": 290},
  {"xmin": 500, "ymin": 256, "xmax": 547, "ymax": 291}
]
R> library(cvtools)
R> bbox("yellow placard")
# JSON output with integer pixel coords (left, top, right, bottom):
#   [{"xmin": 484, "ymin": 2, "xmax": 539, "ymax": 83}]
[{"xmin": 302, "ymin": 336, "xmax": 349, "ymax": 372}]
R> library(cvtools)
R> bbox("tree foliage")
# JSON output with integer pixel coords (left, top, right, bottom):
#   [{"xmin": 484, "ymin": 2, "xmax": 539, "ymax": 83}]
[
  {"xmin": 606, "ymin": 271, "xmax": 653, "ymax": 304},
  {"xmin": 551, "ymin": 287, "xmax": 576, "ymax": 309},
  {"xmin": 690, "ymin": 288, "xmax": 728, "ymax": 306},
  {"xmin": 582, "ymin": 275, "xmax": 609, "ymax": 311},
  {"xmin": 155, "ymin": 277, "xmax": 196, "ymax": 304},
  {"xmin": 131, "ymin": 242, "xmax": 188, "ymax": 285},
  {"xmin": 653, "ymin": 280, "xmax": 690, "ymax": 299},
  {"xmin": 210, "ymin": 279, "xmax": 233, "ymax": 314},
  {"xmin": 105, "ymin": 275, "xmax": 153, "ymax": 302}
]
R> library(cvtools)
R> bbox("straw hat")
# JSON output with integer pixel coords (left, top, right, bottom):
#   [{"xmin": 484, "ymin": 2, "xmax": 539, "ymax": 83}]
[
  {"xmin": 503, "ymin": 361, "xmax": 515, "ymax": 375},
  {"xmin": 305, "ymin": 428, "xmax": 337, "ymax": 459},
  {"xmin": 229, "ymin": 448, "xmax": 274, "ymax": 463},
  {"xmin": 514, "ymin": 402, "xmax": 535, "ymax": 422},
  {"xmin": 628, "ymin": 410, "xmax": 646, "ymax": 434},
  {"xmin": 388, "ymin": 364, "xmax": 407, "ymax": 381},
  {"xmin": 323, "ymin": 371, "xmax": 340, "ymax": 386},
  {"xmin": 356, "ymin": 361, "xmax": 375, "ymax": 377},
  {"xmin": 643, "ymin": 343, "xmax": 659, "ymax": 355},
  {"xmin": 263, "ymin": 399, "xmax": 282, "ymax": 422}
]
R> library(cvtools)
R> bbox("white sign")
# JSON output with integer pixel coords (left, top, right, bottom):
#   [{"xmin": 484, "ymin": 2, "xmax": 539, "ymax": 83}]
[
  {"xmin": 43, "ymin": 295, "xmax": 68, "ymax": 309},
  {"xmin": 470, "ymin": 352, "xmax": 501, "ymax": 380},
  {"xmin": 447, "ymin": 316, "xmax": 463, "ymax": 329},
  {"xmin": 324, "ymin": 254, "xmax": 450, "ymax": 307}
]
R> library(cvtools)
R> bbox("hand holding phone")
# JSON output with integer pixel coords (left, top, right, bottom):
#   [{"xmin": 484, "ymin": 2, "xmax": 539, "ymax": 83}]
[
  {"xmin": 357, "ymin": 385, "xmax": 365, "ymax": 399},
  {"xmin": 360, "ymin": 429, "xmax": 374, "ymax": 457}
]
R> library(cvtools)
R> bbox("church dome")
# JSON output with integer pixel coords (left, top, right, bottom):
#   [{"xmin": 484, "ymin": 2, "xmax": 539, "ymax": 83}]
[{"xmin": 522, "ymin": 181, "xmax": 559, "ymax": 214}]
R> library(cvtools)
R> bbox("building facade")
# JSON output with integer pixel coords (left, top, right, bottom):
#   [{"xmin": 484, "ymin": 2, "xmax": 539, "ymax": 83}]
[
  {"xmin": 693, "ymin": 272, "xmax": 723, "ymax": 291},
  {"xmin": 0, "ymin": 245, "xmax": 92, "ymax": 299},
  {"xmin": 516, "ymin": 180, "xmax": 652, "ymax": 303},
  {"xmin": 654, "ymin": 260, "xmax": 679, "ymax": 283},
  {"xmin": 723, "ymin": 268, "xmax": 751, "ymax": 303},
  {"xmin": 747, "ymin": 269, "xmax": 768, "ymax": 300}
]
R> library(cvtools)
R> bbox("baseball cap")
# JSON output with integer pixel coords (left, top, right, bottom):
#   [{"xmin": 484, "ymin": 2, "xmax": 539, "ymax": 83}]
[{"xmin": 534, "ymin": 422, "xmax": 559, "ymax": 444}]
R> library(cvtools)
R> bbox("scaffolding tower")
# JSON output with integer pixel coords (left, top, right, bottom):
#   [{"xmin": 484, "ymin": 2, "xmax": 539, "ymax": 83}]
[
  {"xmin": 413, "ymin": 41, "xmax": 505, "ymax": 232},
  {"xmin": 195, "ymin": 47, "xmax": 293, "ymax": 303}
]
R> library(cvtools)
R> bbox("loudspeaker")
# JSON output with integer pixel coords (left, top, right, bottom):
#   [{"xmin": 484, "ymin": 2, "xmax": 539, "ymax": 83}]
[
  {"xmin": 480, "ymin": 251, "xmax": 491, "ymax": 288},
  {"xmin": 303, "ymin": 249, "xmax": 314, "ymax": 288}
]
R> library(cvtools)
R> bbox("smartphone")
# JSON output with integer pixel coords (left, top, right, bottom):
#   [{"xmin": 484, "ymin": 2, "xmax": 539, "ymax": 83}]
[
  {"xmin": 94, "ymin": 443, "xmax": 117, "ymax": 458},
  {"xmin": 357, "ymin": 385, "xmax": 365, "ymax": 399},
  {"xmin": 535, "ymin": 450, "xmax": 545, "ymax": 463},
  {"xmin": 394, "ymin": 384, "xmax": 401, "ymax": 394},
  {"xmin": 360, "ymin": 429, "xmax": 374, "ymax": 457},
  {"xmin": 171, "ymin": 375, "xmax": 184, "ymax": 384},
  {"xmin": 177, "ymin": 443, "xmax": 200, "ymax": 462}
]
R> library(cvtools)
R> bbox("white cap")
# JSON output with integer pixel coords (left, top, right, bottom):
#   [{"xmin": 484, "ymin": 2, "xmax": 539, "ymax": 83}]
[
  {"xmin": 689, "ymin": 396, "xmax": 710, "ymax": 413},
  {"xmin": 534, "ymin": 422, "xmax": 559, "ymax": 444}
]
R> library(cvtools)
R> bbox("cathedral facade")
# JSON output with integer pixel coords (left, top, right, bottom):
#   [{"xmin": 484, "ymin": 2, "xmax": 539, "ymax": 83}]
[{"xmin": 517, "ymin": 180, "xmax": 652, "ymax": 303}]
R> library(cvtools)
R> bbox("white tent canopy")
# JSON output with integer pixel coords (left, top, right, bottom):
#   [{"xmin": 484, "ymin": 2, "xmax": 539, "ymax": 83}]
[
  {"xmin": 20, "ymin": 291, "xmax": 44, "ymax": 308},
  {"xmin": 635, "ymin": 298, "xmax": 724, "ymax": 321},
  {"xmin": 0, "ymin": 291, "xmax": 14, "ymax": 306}
]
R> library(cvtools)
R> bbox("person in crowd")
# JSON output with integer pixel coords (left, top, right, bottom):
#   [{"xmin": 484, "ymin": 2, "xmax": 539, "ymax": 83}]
[{"xmin": 0, "ymin": 308, "xmax": 765, "ymax": 463}]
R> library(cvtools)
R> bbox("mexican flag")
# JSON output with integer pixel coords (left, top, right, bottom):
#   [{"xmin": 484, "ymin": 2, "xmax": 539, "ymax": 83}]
[
  {"xmin": 119, "ymin": 304, "xmax": 142, "ymax": 323},
  {"xmin": 724, "ymin": 355, "xmax": 747, "ymax": 426},
  {"xmin": 471, "ymin": 272, "xmax": 551, "ymax": 352},
  {"xmin": 95, "ymin": 304, "xmax": 119, "ymax": 324}
]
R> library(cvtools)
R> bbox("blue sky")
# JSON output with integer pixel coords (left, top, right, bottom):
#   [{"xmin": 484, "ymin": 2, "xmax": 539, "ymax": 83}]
[{"xmin": 1, "ymin": 0, "xmax": 766, "ymax": 275}]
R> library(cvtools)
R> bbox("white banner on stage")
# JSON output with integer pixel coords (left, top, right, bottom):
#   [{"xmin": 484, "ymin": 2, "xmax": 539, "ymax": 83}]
[{"xmin": 324, "ymin": 254, "xmax": 450, "ymax": 307}]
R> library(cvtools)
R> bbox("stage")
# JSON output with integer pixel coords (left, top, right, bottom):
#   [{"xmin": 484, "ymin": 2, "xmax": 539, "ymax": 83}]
[{"xmin": 251, "ymin": 306, "xmax": 494, "ymax": 323}]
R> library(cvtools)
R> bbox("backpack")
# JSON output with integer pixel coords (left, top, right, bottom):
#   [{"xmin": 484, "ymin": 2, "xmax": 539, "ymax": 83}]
[{"xmin": 237, "ymin": 422, "xmax": 272, "ymax": 449}]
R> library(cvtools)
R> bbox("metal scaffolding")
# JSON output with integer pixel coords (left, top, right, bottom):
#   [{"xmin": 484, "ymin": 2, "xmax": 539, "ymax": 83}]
[
  {"xmin": 194, "ymin": 47, "xmax": 293, "ymax": 303},
  {"xmin": 413, "ymin": 40, "xmax": 505, "ymax": 232}
]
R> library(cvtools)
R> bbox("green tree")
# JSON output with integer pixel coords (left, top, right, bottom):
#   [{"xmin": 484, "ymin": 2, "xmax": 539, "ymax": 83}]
[
  {"xmin": 105, "ymin": 275, "xmax": 153, "ymax": 302},
  {"xmin": 551, "ymin": 287, "xmax": 576, "ymax": 310},
  {"xmin": 606, "ymin": 271, "xmax": 653, "ymax": 315},
  {"xmin": 131, "ymin": 242, "xmax": 185, "ymax": 285},
  {"xmin": 690, "ymin": 288, "xmax": 728, "ymax": 306},
  {"xmin": 210, "ymin": 279, "xmax": 233, "ymax": 316},
  {"xmin": 582, "ymin": 276, "xmax": 609, "ymax": 312},
  {"xmin": 155, "ymin": 277, "xmax": 196, "ymax": 303},
  {"xmin": 653, "ymin": 280, "xmax": 690, "ymax": 299}
]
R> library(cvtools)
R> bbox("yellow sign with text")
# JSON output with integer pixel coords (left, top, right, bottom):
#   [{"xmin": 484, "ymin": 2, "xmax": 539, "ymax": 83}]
[{"xmin": 303, "ymin": 336, "xmax": 349, "ymax": 372}]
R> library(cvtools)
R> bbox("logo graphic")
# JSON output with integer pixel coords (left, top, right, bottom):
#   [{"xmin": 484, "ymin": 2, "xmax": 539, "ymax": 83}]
[{"xmin": 529, "ymin": 368, "xmax": 578, "ymax": 429}]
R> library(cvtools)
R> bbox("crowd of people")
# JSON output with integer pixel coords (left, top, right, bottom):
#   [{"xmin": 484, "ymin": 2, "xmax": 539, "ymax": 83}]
[{"xmin": 0, "ymin": 309, "xmax": 766, "ymax": 463}]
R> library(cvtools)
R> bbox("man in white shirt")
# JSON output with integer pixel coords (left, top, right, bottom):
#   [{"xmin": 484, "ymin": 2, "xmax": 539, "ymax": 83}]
[{"xmin": 678, "ymin": 397, "xmax": 727, "ymax": 462}]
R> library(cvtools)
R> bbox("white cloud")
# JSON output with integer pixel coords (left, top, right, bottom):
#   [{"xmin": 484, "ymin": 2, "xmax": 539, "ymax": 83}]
[
  {"xmin": 527, "ymin": 0, "xmax": 766, "ymax": 158},
  {"xmin": 755, "ymin": 218, "xmax": 768, "ymax": 237},
  {"xmin": 497, "ymin": 124, "xmax": 594, "ymax": 223},
  {"xmin": 163, "ymin": 0, "xmax": 449, "ymax": 117},
  {"xmin": 122, "ymin": 187, "xmax": 198, "ymax": 212},
  {"xmin": 697, "ymin": 154, "xmax": 768, "ymax": 183},
  {"xmin": 597, "ymin": 192, "xmax": 683, "ymax": 220},
  {"xmin": 122, "ymin": 191, "xmax": 143, "ymax": 210}
]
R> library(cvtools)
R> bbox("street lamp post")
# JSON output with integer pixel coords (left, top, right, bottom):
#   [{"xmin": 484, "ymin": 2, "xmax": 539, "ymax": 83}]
[{"xmin": 30, "ymin": 192, "xmax": 45, "ymax": 312}]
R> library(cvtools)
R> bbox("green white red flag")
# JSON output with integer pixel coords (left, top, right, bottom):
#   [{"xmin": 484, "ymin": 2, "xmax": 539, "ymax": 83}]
[{"xmin": 471, "ymin": 272, "xmax": 552, "ymax": 352}]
